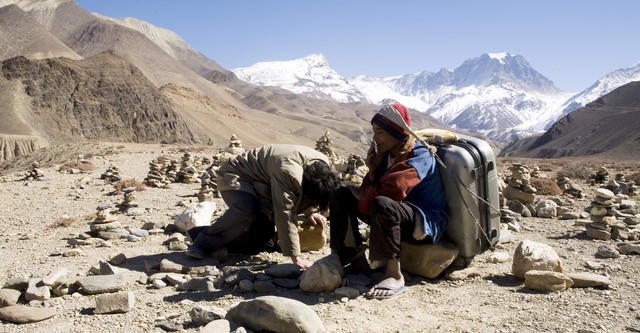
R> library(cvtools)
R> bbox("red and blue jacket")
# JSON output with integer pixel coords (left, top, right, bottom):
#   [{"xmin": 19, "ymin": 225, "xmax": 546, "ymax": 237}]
[{"xmin": 359, "ymin": 141, "xmax": 449, "ymax": 243}]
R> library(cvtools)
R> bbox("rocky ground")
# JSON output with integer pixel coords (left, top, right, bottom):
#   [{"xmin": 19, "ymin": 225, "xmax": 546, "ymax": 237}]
[{"xmin": 0, "ymin": 142, "xmax": 639, "ymax": 333}]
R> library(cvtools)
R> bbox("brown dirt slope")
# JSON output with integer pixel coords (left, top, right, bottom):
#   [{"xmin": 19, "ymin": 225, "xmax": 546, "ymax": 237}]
[
  {"xmin": 500, "ymin": 81, "xmax": 640, "ymax": 160},
  {"xmin": 0, "ymin": 4, "xmax": 81, "ymax": 61},
  {"xmin": 0, "ymin": 54, "xmax": 200, "ymax": 145}
]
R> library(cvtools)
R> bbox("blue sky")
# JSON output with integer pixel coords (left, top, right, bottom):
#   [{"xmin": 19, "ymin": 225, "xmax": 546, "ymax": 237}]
[{"xmin": 75, "ymin": 0, "xmax": 639, "ymax": 92}]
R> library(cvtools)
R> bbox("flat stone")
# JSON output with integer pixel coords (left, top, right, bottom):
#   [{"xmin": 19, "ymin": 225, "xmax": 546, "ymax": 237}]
[
  {"xmin": 76, "ymin": 274, "xmax": 126, "ymax": 294},
  {"xmin": 566, "ymin": 272, "xmax": 612, "ymax": 288},
  {"xmin": 595, "ymin": 188, "xmax": 614, "ymax": 199},
  {"xmin": 0, "ymin": 305, "xmax": 57, "ymax": 324},
  {"xmin": 94, "ymin": 291, "xmax": 135, "ymax": 314}
]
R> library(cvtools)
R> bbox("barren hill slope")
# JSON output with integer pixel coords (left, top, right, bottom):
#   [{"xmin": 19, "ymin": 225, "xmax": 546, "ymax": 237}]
[
  {"xmin": 500, "ymin": 81, "xmax": 640, "ymax": 160},
  {"xmin": 0, "ymin": 4, "xmax": 81, "ymax": 61},
  {"xmin": 1, "ymin": 54, "xmax": 200, "ymax": 146}
]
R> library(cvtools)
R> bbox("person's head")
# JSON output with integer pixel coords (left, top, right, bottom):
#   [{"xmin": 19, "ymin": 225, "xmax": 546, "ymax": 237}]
[
  {"xmin": 370, "ymin": 103, "xmax": 412, "ymax": 154},
  {"xmin": 302, "ymin": 161, "xmax": 341, "ymax": 211}
]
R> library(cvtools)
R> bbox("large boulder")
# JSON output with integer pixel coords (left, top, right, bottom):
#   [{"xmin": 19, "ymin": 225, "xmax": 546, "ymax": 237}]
[
  {"xmin": 225, "ymin": 296, "xmax": 326, "ymax": 333},
  {"xmin": 512, "ymin": 240, "xmax": 563, "ymax": 279}
]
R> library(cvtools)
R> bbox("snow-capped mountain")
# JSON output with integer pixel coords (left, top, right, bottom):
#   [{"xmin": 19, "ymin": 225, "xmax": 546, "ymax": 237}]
[
  {"xmin": 234, "ymin": 52, "xmax": 573, "ymax": 139},
  {"xmin": 233, "ymin": 54, "xmax": 367, "ymax": 103},
  {"xmin": 551, "ymin": 61, "xmax": 640, "ymax": 128}
]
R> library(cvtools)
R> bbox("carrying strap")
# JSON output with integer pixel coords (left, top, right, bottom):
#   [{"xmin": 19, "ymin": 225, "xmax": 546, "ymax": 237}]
[
  {"xmin": 381, "ymin": 105, "xmax": 500, "ymax": 250},
  {"xmin": 416, "ymin": 129, "xmax": 501, "ymax": 251}
]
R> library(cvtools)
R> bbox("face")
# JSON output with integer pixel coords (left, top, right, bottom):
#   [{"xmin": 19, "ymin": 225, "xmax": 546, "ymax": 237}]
[{"xmin": 372, "ymin": 124, "xmax": 403, "ymax": 154}]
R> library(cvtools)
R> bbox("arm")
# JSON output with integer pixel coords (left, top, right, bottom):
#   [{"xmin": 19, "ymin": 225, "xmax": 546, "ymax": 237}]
[
  {"xmin": 358, "ymin": 162, "xmax": 421, "ymax": 215},
  {"xmin": 269, "ymin": 167, "xmax": 314, "ymax": 268}
]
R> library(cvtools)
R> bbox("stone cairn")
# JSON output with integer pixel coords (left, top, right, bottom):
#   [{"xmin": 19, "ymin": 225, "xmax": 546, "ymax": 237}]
[
  {"xmin": 589, "ymin": 166, "xmax": 610, "ymax": 184},
  {"xmin": 556, "ymin": 175, "xmax": 584, "ymax": 198},
  {"xmin": 199, "ymin": 155, "xmax": 223, "ymax": 201},
  {"xmin": 530, "ymin": 165, "xmax": 547, "ymax": 179},
  {"xmin": 144, "ymin": 158, "xmax": 171, "ymax": 188},
  {"xmin": 224, "ymin": 134, "xmax": 245, "ymax": 155},
  {"xmin": 605, "ymin": 173, "xmax": 637, "ymax": 196},
  {"xmin": 344, "ymin": 154, "xmax": 367, "ymax": 185},
  {"xmin": 164, "ymin": 158, "xmax": 181, "ymax": 182},
  {"xmin": 585, "ymin": 188, "xmax": 639, "ymax": 241},
  {"xmin": 500, "ymin": 163, "xmax": 538, "ymax": 233},
  {"xmin": 118, "ymin": 187, "xmax": 139, "ymax": 212},
  {"xmin": 100, "ymin": 164, "xmax": 122, "ymax": 184},
  {"xmin": 89, "ymin": 202, "xmax": 122, "ymax": 239},
  {"xmin": 175, "ymin": 153, "xmax": 200, "ymax": 184},
  {"xmin": 502, "ymin": 163, "xmax": 536, "ymax": 206},
  {"xmin": 144, "ymin": 153, "xmax": 205, "ymax": 187},
  {"xmin": 315, "ymin": 130, "xmax": 338, "ymax": 162},
  {"xmin": 23, "ymin": 162, "xmax": 45, "ymax": 181}
]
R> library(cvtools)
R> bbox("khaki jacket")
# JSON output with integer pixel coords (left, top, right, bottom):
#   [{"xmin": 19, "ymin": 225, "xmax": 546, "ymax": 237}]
[{"xmin": 217, "ymin": 144, "xmax": 330, "ymax": 256}]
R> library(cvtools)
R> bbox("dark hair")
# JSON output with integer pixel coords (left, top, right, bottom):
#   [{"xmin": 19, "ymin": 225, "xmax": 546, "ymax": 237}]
[{"xmin": 302, "ymin": 161, "xmax": 341, "ymax": 211}]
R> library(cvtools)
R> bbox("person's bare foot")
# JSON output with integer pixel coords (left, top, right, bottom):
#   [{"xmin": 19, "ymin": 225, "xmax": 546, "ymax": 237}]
[
  {"xmin": 366, "ymin": 276, "xmax": 406, "ymax": 299},
  {"xmin": 366, "ymin": 259, "xmax": 406, "ymax": 299}
]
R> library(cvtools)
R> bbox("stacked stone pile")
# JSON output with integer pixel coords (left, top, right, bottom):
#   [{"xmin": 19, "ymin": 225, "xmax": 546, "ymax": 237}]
[
  {"xmin": 530, "ymin": 165, "xmax": 547, "ymax": 179},
  {"xmin": 144, "ymin": 158, "xmax": 170, "ymax": 188},
  {"xmin": 223, "ymin": 134, "xmax": 245, "ymax": 155},
  {"xmin": 197, "ymin": 184, "xmax": 216, "ymax": 202},
  {"xmin": 584, "ymin": 188, "xmax": 640, "ymax": 241},
  {"xmin": 100, "ymin": 164, "xmax": 122, "ymax": 184},
  {"xmin": 333, "ymin": 154, "xmax": 367, "ymax": 185},
  {"xmin": 500, "ymin": 163, "xmax": 536, "ymax": 231},
  {"xmin": 163, "ymin": 158, "xmax": 181, "ymax": 183},
  {"xmin": 556, "ymin": 175, "xmax": 584, "ymax": 198},
  {"xmin": 199, "ymin": 155, "xmax": 224, "ymax": 200},
  {"xmin": 604, "ymin": 173, "xmax": 637, "ymax": 196},
  {"xmin": 315, "ymin": 130, "xmax": 338, "ymax": 162},
  {"xmin": 22, "ymin": 162, "xmax": 45, "ymax": 181},
  {"xmin": 64, "ymin": 202, "xmax": 161, "ymax": 247},
  {"xmin": 144, "ymin": 153, "xmax": 206, "ymax": 187},
  {"xmin": 174, "ymin": 153, "xmax": 200, "ymax": 184},
  {"xmin": 590, "ymin": 166, "xmax": 610, "ymax": 184},
  {"xmin": 502, "ymin": 163, "xmax": 536, "ymax": 205},
  {"xmin": 117, "ymin": 187, "xmax": 139, "ymax": 212}
]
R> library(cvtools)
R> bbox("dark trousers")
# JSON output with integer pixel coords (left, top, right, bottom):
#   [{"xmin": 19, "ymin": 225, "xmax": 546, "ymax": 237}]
[
  {"xmin": 329, "ymin": 186, "xmax": 422, "ymax": 263},
  {"xmin": 188, "ymin": 190, "xmax": 276, "ymax": 254}
]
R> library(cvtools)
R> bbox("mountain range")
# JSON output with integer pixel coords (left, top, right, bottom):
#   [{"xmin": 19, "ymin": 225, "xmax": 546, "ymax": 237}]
[
  {"xmin": 233, "ymin": 53, "xmax": 640, "ymax": 142},
  {"xmin": 0, "ymin": 0, "xmax": 639, "ymax": 166}
]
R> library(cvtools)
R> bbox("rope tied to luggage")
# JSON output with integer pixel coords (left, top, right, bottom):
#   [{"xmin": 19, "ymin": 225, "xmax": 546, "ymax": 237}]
[{"xmin": 380, "ymin": 103, "xmax": 501, "ymax": 253}]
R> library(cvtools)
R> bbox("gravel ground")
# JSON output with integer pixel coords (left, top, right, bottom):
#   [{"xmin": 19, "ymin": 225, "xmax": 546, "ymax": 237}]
[{"xmin": 0, "ymin": 143, "xmax": 639, "ymax": 333}]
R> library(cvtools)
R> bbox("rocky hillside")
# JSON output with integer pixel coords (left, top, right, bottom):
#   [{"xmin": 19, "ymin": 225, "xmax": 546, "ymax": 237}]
[
  {"xmin": 499, "ymin": 81, "xmax": 640, "ymax": 160},
  {"xmin": 1, "ymin": 54, "xmax": 201, "ymax": 147}
]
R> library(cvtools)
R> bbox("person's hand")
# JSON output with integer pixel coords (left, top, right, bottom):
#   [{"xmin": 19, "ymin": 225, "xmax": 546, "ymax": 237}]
[
  {"xmin": 308, "ymin": 213, "xmax": 327, "ymax": 229},
  {"xmin": 365, "ymin": 141, "xmax": 383, "ymax": 173},
  {"xmin": 291, "ymin": 255, "xmax": 313, "ymax": 269}
]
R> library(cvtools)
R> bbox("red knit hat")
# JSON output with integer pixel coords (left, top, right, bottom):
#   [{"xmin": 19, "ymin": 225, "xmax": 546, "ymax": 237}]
[{"xmin": 371, "ymin": 103, "xmax": 412, "ymax": 140}]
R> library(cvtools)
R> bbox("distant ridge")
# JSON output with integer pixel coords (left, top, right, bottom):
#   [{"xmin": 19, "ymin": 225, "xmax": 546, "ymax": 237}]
[
  {"xmin": 0, "ymin": 4, "xmax": 81, "ymax": 61},
  {"xmin": 499, "ymin": 81, "xmax": 640, "ymax": 160}
]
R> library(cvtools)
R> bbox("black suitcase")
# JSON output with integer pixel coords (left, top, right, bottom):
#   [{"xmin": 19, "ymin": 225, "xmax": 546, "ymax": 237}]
[{"xmin": 416, "ymin": 129, "xmax": 501, "ymax": 262}]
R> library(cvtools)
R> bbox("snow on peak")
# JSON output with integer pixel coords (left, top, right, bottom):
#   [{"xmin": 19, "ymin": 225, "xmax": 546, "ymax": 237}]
[
  {"xmin": 301, "ymin": 53, "xmax": 329, "ymax": 67},
  {"xmin": 488, "ymin": 52, "xmax": 510, "ymax": 63},
  {"xmin": 232, "ymin": 54, "xmax": 366, "ymax": 103}
]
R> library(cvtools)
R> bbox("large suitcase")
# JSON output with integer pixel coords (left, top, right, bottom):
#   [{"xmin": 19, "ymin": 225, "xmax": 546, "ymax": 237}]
[{"xmin": 416, "ymin": 129, "xmax": 501, "ymax": 262}]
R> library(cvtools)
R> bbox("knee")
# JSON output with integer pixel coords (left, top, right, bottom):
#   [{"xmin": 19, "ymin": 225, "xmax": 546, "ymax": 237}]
[
  {"xmin": 371, "ymin": 196, "xmax": 394, "ymax": 215},
  {"xmin": 370, "ymin": 196, "xmax": 396, "ymax": 226}
]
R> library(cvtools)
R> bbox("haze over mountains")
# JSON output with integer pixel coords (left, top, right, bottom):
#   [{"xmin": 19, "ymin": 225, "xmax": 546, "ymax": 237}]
[{"xmin": 1, "ymin": 0, "xmax": 639, "ymax": 164}]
